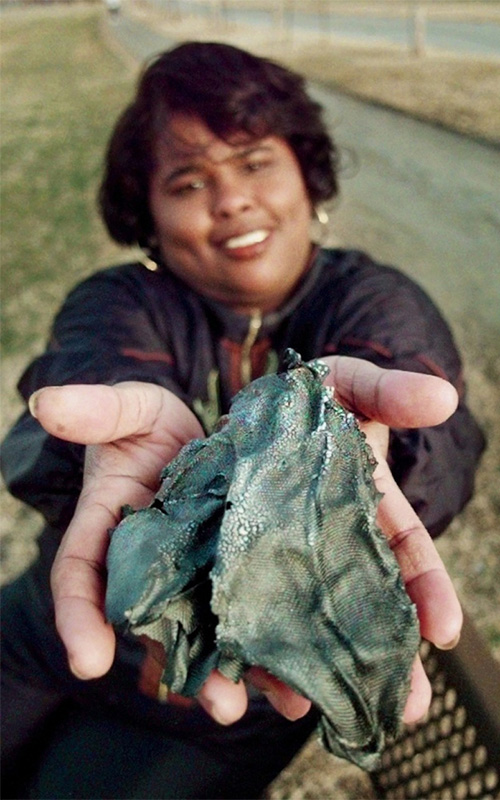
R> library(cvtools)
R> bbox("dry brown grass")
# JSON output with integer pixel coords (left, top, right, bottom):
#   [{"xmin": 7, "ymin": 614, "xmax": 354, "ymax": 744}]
[{"xmin": 286, "ymin": 44, "xmax": 500, "ymax": 144}]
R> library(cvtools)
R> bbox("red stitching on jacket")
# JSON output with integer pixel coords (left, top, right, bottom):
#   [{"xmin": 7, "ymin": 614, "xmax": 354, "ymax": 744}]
[
  {"xmin": 326, "ymin": 337, "xmax": 394, "ymax": 359},
  {"xmin": 325, "ymin": 342, "xmax": 464, "ymax": 397},
  {"xmin": 414, "ymin": 354, "xmax": 464, "ymax": 397},
  {"xmin": 120, "ymin": 348, "xmax": 174, "ymax": 365},
  {"xmin": 413, "ymin": 353, "xmax": 448, "ymax": 381},
  {"xmin": 220, "ymin": 338, "xmax": 271, "ymax": 394}
]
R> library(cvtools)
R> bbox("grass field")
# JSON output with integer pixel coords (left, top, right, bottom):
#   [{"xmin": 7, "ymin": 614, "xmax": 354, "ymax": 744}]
[
  {"xmin": 1, "ymin": 5, "xmax": 134, "ymax": 361},
  {"xmin": 1, "ymin": 4, "xmax": 139, "ymax": 575}
]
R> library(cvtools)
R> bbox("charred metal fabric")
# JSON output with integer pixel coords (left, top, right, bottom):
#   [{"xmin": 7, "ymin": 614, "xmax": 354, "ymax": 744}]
[{"xmin": 105, "ymin": 350, "xmax": 420, "ymax": 771}]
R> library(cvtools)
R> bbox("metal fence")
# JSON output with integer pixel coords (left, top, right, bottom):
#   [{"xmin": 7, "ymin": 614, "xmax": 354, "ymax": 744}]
[{"xmin": 372, "ymin": 612, "xmax": 500, "ymax": 799}]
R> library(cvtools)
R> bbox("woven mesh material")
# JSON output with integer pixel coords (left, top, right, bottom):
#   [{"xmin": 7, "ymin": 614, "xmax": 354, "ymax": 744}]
[
  {"xmin": 372, "ymin": 638, "xmax": 500, "ymax": 799},
  {"xmin": 106, "ymin": 351, "xmax": 420, "ymax": 771}
]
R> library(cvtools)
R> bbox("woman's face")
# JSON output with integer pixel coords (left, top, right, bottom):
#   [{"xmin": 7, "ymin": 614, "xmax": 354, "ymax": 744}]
[{"xmin": 149, "ymin": 114, "xmax": 314, "ymax": 313}]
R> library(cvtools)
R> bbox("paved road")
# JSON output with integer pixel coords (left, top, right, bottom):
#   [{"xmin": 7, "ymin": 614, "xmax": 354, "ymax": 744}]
[
  {"xmin": 313, "ymin": 85, "xmax": 500, "ymax": 337},
  {"xmin": 151, "ymin": 0, "xmax": 500, "ymax": 56},
  {"xmin": 111, "ymin": 14, "xmax": 500, "ymax": 336}
]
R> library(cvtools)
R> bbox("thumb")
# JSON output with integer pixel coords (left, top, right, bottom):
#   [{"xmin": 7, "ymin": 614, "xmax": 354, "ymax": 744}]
[
  {"xmin": 29, "ymin": 382, "xmax": 203, "ymax": 445},
  {"xmin": 323, "ymin": 356, "xmax": 459, "ymax": 428}
]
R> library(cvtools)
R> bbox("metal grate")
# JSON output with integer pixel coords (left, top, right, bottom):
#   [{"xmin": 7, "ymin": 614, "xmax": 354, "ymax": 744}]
[{"xmin": 372, "ymin": 612, "xmax": 500, "ymax": 799}]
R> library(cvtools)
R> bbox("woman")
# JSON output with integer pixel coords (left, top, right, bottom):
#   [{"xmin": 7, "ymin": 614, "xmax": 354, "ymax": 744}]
[{"xmin": 1, "ymin": 42, "xmax": 484, "ymax": 798}]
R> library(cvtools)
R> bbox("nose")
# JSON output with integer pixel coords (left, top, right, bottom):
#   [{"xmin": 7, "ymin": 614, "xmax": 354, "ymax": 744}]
[{"xmin": 211, "ymin": 174, "xmax": 253, "ymax": 218}]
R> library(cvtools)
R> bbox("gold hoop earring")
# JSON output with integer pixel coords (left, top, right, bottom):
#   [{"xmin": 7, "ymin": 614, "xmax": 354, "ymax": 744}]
[
  {"xmin": 141, "ymin": 252, "xmax": 159, "ymax": 271},
  {"xmin": 141, "ymin": 237, "xmax": 160, "ymax": 271},
  {"xmin": 315, "ymin": 207, "xmax": 329, "ymax": 226}
]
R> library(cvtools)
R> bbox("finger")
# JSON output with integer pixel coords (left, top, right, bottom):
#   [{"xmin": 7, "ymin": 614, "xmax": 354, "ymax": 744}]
[
  {"xmin": 323, "ymin": 356, "xmax": 458, "ymax": 428},
  {"xmin": 403, "ymin": 654, "xmax": 432, "ymax": 724},
  {"xmin": 375, "ymin": 460, "xmax": 463, "ymax": 649},
  {"xmin": 246, "ymin": 667, "xmax": 312, "ymax": 721},
  {"xmin": 51, "ymin": 532, "xmax": 116, "ymax": 679},
  {"xmin": 198, "ymin": 670, "xmax": 248, "ymax": 725},
  {"xmin": 29, "ymin": 382, "xmax": 203, "ymax": 446},
  {"xmin": 50, "ymin": 472, "xmax": 128, "ymax": 681}
]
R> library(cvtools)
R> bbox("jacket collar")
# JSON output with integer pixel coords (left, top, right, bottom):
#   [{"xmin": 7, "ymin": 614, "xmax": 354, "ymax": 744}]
[{"xmin": 197, "ymin": 245, "xmax": 325, "ymax": 344}]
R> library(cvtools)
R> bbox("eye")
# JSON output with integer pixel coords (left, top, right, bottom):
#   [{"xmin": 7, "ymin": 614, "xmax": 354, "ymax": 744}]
[
  {"xmin": 246, "ymin": 159, "xmax": 267, "ymax": 172},
  {"xmin": 170, "ymin": 177, "xmax": 207, "ymax": 196}
]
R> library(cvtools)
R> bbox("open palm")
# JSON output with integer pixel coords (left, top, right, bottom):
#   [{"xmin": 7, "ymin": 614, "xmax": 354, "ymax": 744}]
[{"xmin": 30, "ymin": 357, "xmax": 462, "ymax": 726}]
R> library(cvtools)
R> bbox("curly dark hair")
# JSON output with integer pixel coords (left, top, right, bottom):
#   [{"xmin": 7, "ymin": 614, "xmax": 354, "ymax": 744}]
[{"xmin": 99, "ymin": 41, "xmax": 339, "ymax": 250}]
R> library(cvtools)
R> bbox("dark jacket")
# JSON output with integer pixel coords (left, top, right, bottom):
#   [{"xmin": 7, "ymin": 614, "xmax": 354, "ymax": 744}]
[{"xmin": 1, "ymin": 247, "xmax": 485, "ymax": 537}]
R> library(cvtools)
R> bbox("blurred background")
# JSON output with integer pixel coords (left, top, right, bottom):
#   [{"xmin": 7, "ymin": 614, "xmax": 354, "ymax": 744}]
[{"xmin": 1, "ymin": 1, "xmax": 499, "ymax": 796}]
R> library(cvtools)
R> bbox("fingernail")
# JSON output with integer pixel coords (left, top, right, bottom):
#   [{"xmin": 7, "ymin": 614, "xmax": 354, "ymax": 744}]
[
  {"xmin": 28, "ymin": 389, "xmax": 43, "ymax": 419},
  {"xmin": 435, "ymin": 633, "xmax": 461, "ymax": 651}
]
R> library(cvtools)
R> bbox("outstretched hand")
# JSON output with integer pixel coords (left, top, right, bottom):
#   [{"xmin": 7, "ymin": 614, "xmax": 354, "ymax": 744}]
[
  {"xmin": 30, "ymin": 358, "xmax": 462, "ymax": 727},
  {"xmin": 324, "ymin": 356, "xmax": 462, "ymax": 722}
]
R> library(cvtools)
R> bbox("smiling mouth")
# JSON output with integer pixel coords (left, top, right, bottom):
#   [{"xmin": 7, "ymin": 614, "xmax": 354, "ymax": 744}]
[{"xmin": 224, "ymin": 230, "xmax": 269, "ymax": 250}]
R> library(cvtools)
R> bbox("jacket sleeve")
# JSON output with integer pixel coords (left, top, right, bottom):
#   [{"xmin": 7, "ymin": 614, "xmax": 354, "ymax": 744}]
[
  {"xmin": 328, "ymin": 255, "xmax": 486, "ymax": 538},
  {"xmin": 1, "ymin": 266, "xmax": 188, "ymax": 530}
]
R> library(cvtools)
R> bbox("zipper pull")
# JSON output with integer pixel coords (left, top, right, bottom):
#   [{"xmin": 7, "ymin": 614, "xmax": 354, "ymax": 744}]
[{"xmin": 240, "ymin": 311, "xmax": 263, "ymax": 386}]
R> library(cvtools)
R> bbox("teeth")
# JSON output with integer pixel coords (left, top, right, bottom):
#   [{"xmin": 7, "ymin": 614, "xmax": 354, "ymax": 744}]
[{"xmin": 225, "ymin": 230, "xmax": 268, "ymax": 249}]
